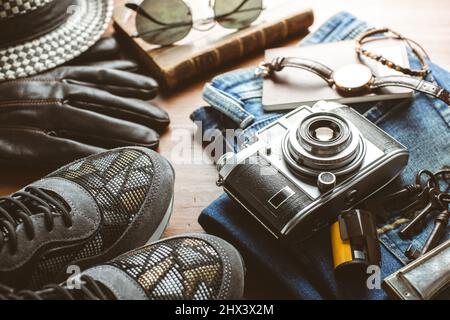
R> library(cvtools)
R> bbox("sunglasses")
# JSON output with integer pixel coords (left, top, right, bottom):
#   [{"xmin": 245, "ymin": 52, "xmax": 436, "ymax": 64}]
[{"xmin": 125, "ymin": 0, "xmax": 264, "ymax": 46}]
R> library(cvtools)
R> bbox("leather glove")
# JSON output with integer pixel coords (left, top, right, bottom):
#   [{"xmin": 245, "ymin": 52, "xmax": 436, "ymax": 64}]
[{"xmin": 0, "ymin": 37, "xmax": 169, "ymax": 168}]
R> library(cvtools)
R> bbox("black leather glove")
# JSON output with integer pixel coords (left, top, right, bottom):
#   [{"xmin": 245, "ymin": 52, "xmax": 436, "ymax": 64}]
[{"xmin": 0, "ymin": 37, "xmax": 169, "ymax": 168}]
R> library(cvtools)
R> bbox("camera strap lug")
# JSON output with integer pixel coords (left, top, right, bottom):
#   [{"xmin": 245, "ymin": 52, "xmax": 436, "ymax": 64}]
[{"xmin": 216, "ymin": 177, "xmax": 224, "ymax": 187}]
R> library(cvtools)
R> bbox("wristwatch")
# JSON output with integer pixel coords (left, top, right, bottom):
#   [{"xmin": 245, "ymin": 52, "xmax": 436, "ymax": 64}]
[{"xmin": 255, "ymin": 57, "xmax": 450, "ymax": 105}]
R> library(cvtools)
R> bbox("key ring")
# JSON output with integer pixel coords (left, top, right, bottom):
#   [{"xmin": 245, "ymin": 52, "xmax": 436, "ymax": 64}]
[
  {"xmin": 437, "ymin": 193, "xmax": 450, "ymax": 206},
  {"xmin": 415, "ymin": 170, "xmax": 438, "ymax": 189},
  {"xmin": 433, "ymin": 169, "xmax": 450, "ymax": 194}
]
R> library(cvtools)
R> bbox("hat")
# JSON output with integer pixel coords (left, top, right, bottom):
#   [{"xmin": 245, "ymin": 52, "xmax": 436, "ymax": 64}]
[{"xmin": 0, "ymin": 0, "xmax": 113, "ymax": 81}]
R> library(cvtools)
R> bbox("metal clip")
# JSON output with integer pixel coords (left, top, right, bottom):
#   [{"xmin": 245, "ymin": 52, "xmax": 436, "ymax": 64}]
[{"xmin": 254, "ymin": 62, "xmax": 272, "ymax": 78}]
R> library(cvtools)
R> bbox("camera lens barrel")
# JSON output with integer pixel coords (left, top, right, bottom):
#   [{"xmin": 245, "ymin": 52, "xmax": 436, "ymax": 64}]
[
  {"xmin": 298, "ymin": 114, "xmax": 351, "ymax": 156},
  {"xmin": 282, "ymin": 112, "xmax": 366, "ymax": 178}
]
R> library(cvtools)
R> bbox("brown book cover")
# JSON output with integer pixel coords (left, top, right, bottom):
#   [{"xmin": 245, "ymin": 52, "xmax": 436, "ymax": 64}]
[
  {"xmin": 113, "ymin": 0, "xmax": 314, "ymax": 90},
  {"xmin": 262, "ymin": 40, "xmax": 413, "ymax": 111}
]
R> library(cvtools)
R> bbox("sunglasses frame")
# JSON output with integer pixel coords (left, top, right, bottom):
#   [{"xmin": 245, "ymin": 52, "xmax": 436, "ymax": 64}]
[{"xmin": 125, "ymin": 0, "xmax": 265, "ymax": 45}]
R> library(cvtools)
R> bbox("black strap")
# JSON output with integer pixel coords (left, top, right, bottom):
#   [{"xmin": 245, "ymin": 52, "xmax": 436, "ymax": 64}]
[{"xmin": 0, "ymin": 0, "xmax": 75, "ymax": 48}]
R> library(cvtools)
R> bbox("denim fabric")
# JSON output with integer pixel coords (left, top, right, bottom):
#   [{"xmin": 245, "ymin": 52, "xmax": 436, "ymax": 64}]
[{"xmin": 191, "ymin": 12, "xmax": 450, "ymax": 299}]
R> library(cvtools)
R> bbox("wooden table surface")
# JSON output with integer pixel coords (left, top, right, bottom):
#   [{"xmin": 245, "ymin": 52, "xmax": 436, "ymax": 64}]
[{"xmin": 0, "ymin": 0, "xmax": 449, "ymax": 240}]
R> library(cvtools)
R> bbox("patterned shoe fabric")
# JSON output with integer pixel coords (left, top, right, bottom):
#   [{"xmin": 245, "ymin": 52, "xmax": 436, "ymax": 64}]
[
  {"xmin": 0, "ymin": 234, "xmax": 245, "ymax": 300},
  {"xmin": 0, "ymin": 147, "xmax": 175, "ymax": 290},
  {"xmin": 81, "ymin": 234, "xmax": 246, "ymax": 300},
  {"xmin": 49, "ymin": 148, "xmax": 156, "ymax": 251}
]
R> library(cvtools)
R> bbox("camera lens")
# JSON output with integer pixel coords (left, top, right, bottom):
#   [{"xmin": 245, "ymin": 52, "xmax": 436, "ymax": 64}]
[
  {"xmin": 297, "ymin": 113, "xmax": 352, "ymax": 157},
  {"xmin": 309, "ymin": 120, "xmax": 341, "ymax": 142},
  {"xmin": 282, "ymin": 112, "xmax": 366, "ymax": 178}
]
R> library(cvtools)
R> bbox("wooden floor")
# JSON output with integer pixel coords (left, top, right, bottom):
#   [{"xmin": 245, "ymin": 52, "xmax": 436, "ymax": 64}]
[{"xmin": 0, "ymin": 0, "xmax": 449, "ymax": 240}]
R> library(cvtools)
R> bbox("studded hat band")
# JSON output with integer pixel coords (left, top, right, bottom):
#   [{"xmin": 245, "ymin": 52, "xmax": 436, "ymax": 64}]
[{"xmin": 0, "ymin": 0, "xmax": 74, "ymax": 48}]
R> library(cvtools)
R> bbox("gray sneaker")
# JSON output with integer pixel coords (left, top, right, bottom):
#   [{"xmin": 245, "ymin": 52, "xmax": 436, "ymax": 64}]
[
  {"xmin": 0, "ymin": 147, "xmax": 175, "ymax": 290},
  {"xmin": 0, "ymin": 234, "xmax": 245, "ymax": 300}
]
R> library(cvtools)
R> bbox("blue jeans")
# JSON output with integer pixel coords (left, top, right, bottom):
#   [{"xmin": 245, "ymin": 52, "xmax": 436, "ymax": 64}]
[{"xmin": 191, "ymin": 12, "xmax": 450, "ymax": 299}]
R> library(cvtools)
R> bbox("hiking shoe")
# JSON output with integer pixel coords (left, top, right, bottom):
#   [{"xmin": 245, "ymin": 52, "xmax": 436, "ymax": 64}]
[
  {"xmin": 0, "ymin": 234, "xmax": 245, "ymax": 300},
  {"xmin": 0, "ymin": 147, "xmax": 175, "ymax": 290}
]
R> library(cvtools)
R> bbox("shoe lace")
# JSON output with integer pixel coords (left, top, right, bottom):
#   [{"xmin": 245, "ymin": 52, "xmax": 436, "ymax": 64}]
[
  {"xmin": 0, "ymin": 186, "xmax": 72, "ymax": 254},
  {"xmin": 0, "ymin": 275, "xmax": 111, "ymax": 300}
]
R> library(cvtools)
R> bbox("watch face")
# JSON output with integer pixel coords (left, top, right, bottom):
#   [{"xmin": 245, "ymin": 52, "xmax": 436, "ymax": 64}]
[{"xmin": 332, "ymin": 64, "xmax": 373, "ymax": 93}]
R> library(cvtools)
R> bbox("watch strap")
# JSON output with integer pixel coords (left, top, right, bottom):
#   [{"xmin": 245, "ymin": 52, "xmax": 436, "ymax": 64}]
[
  {"xmin": 372, "ymin": 75, "xmax": 450, "ymax": 105},
  {"xmin": 256, "ymin": 57, "xmax": 335, "ymax": 86},
  {"xmin": 256, "ymin": 56, "xmax": 450, "ymax": 106}
]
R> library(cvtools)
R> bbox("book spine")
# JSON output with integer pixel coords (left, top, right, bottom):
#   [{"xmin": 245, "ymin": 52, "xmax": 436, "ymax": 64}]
[{"xmin": 163, "ymin": 10, "xmax": 314, "ymax": 90}]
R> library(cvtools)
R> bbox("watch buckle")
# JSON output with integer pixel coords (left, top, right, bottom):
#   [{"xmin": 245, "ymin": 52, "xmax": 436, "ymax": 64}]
[{"xmin": 255, "ymin": 62, "xmax": 272, "ymax": 78}]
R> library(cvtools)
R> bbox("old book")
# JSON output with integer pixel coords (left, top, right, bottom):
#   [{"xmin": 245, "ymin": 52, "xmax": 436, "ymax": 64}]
[
  {"xmin": 262, "ymin": 39, "xmax": 413, "ymax": 111},
  {"xmin": 113, "ymin": 0, "xmax": 314, "ymax": 90}
]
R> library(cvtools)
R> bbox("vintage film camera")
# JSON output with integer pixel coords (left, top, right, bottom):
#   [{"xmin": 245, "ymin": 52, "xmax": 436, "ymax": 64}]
[{"xmin": 216, "ymin": 101, "xmax": 409, "ymax": 242}]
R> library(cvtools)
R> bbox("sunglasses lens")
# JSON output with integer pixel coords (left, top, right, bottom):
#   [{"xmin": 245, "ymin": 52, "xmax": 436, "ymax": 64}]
[
  {"xmin": 135, "ymin": 0, "xmax": 192, "ymax": 45},
  {"xmin": 214, "ymin": 0, "xmax": 263, "ymax": 29}
]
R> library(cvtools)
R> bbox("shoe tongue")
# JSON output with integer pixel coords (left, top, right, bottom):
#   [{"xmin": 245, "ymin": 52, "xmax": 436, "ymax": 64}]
[
  {"xmin": 2, "ymin": 189, "xmax": 69, "ymax": 225},
  {"xmin": 0, "ymin": 189, "xmax": 70, "ymax": 241},
  {"xmin": 30, "ymin": 189, "xmax": 70, "ymax": 215}
]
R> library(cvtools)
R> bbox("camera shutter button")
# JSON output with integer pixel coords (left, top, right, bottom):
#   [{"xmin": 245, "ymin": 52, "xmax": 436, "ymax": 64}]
[{"xmin": 317, "ymin": 172, "xmax": 336, "ymax": 193}]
